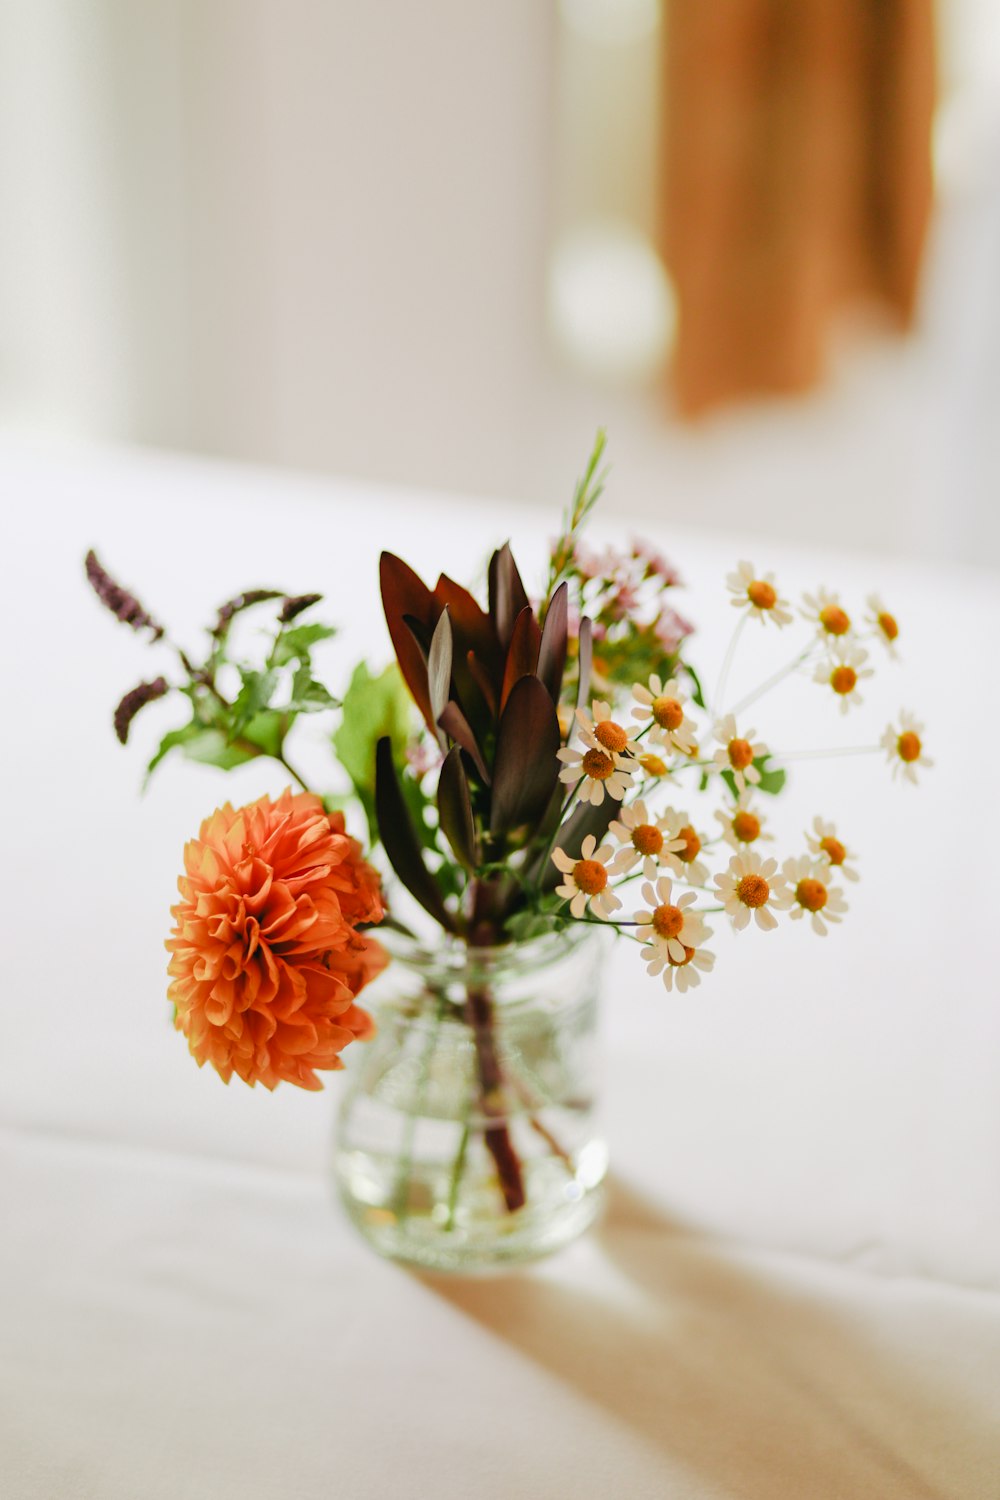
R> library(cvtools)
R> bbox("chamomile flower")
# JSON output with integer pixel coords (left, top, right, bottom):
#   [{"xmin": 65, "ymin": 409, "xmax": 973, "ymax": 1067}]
[
  {"xmin": 634, "ymin": 876, "xmax": 705, "ymax": 964},
  {"xmin": 726, "ymin": 561, "xmax": 793, "ymax": 626},
  {"xmin": 813, "ymin": 643, "xmax": 873, "ymax": 714},
  {"xmin": 781, "ymin": 856, "xmax": 848, "ymax": 935},
  {"xmin": 557, "ymin": 744, "xmax": 634, "ymax": 805},
  {"xmin": 805, "ymin": 817, "xmax": 859, "ymax": 882},
  {"xmin": 659, "ymin": 810, "xmax": 711, "ymax": 885},
  {"xmin": 881, "ymin": 711, "xmax": 932, "ymax": 784},
  {"xmin": 608, "ymin": 800, "xmax": 685, "ymax": 880},
  {"xmin": 648, "ymin": 934, "xmax": 716, "ymax": 993},
  {"xmin": 551, "ymin": 835, "xmax": 622, "ymax": 919},
  {"xmin": 714, "ymin": 789, "xmax": 772, "ymax": 850},
  {"xmin": 711, "ymin": 715, "xmax": 769, "ymax": 792},
  {"xmin": 576, "ymin": 700, "xmax": 641, "ymax": 757},
  {"xmin": 637, "ymin": 752, "xmax": 670, "ymax": 780},
  {"xmin": 631, "ymin": 675, "xmax": 697, "ymax": 753},
  {"xmin": 801, "ymin": 588, "xmax": 853, "ymax": 641},
  {"xmin": 866, "ymin": 594, "xmax": 900, "ymax": 657},
  {"xmin": 714, "ymin": 851, "xmax": 789, "ymax": 932}
]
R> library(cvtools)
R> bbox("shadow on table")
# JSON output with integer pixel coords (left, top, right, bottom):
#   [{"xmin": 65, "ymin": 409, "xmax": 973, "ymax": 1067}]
[{"xmin": 418, "ymin": 1177, "xmax": 982, "ymax": 1500}]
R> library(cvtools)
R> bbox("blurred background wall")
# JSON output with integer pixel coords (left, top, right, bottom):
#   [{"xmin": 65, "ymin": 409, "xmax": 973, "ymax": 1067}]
[{"xmin": 1, "ymin": 0, "xmax": 999, "ymax": 562}]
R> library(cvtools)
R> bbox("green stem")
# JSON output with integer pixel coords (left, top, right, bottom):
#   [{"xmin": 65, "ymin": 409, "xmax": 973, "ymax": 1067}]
[
  {"xmin": 444, "ymin": 1117, "xmax": 471, "ymax": 1231},
  {"xmin": 729, "ymin": 643, "xmax": 817, "ymax": 718}
]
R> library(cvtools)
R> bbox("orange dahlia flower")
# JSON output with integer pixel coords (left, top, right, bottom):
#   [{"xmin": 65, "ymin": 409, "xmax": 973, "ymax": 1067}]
[{"xmin": 166, "ymin": 789, "xmax": 386, "ymax": 1090}]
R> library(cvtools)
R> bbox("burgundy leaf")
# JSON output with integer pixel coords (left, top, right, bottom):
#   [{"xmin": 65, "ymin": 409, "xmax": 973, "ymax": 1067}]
[
  {"xmin": 438, "ymin": 701, "xmax": 491, "ymax": 785},
  {"xmin": 437, "ymin": 745, "xmax": 479, "ymax": 871},
  {"xmin": 374, "ymin": 738, "xmax": 457, "ymax": 932},
  {"xmin": 576, "ymin": 615, "xmax": 593, "ymax": 719},
  {"xmin": 487, "ymin": 542, "xmax": 530, "ymax": 650},
  {"xmin": 537, "ymin": 581, "xmax": 569, "ymax": 704},
  {"xmin": 466, "ymin": 650, "xmax": 498, "ymax": 717},
  {"xmin": 490, "ymin": 675, "xmax": 560, "ymax": 836},
  {"xmin": 433, "ymin": 575, "xmax": 503, "ymax": 677},
  {"xmin": 500, "ymin": 605, "xmax": 541, "ymax": 710},
  {"xmin": 380, "ymin": 552, "xmax": 440, "ymax": 731}
]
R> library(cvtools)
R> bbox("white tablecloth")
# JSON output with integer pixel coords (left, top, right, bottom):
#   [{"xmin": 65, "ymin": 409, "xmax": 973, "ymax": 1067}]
[{"xmin": 3, "ymin": 439, "xmax": 999, "ymax": 1498}]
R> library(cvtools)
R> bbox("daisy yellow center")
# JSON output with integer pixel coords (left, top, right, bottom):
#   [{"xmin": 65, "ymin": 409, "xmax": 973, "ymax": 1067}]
[
  {"xmin": 728, "ymin": 737, "xmax": 753, "ymax": 771},
  {"xmin": 677, "ymin": 825, "xmax": 701, "ymax": 862},
  {"xmin": 736, "ymin": 873, "xmax": 769, "ymax": 908},
  {"xmin": 819, "ymin": 605, "xmax": 851, "ymax": 636},
  {"xmin": 819, "ymin": 835, "xmax": 846, "ymax": 865},
  {"xmin": 573, "ymin": 859, "xmax": 608, "ymax": 896},
  {"xmin": 747, "ymin": 580, "xmax": 776, "ymax": 610},
  {"xmin": 632, "ymin": 823, "xmax": 663, "ymax": 856},
  {"xmin": 897, "ymin": 730, "xmax": 921, "ymax": 763},
  {"xmin": 732, "ymin": 810, "xmax": 761, "ymax": 843},
  {"xmin": 795, "ymin": 877, "xmax": 828, "ymax": 913},
  {"xmin": 582, "ymin": 748, "xmax": 615, "ymax": 781},
  {"xmin": 651, "ymin": 903, "xmax": 684, "ymax": 940},
  {"xmin": 639, "ymin": 753, "xmax": 668, "ymax": 777},
  {"xmin": 878, "ymin": 611, "xmax": 899, "ymax": 641},
  {"xmin": 594, "ymin": 719, "xmax": 628, "ymax": 753},
  {"xmin": 652, "ymin": 695, "xmax": 685, "ymax": 731},
  {"xmin": 830, "ymin": 665, "xmax": 857, "ymax": 695}
]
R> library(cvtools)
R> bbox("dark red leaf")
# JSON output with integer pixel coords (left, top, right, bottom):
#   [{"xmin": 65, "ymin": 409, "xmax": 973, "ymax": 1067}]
[
  {"xmin": 500, "ymin": 605, "xmax": 541, "ymax": 710},
  {"xmin": 576, "ymin": 615, "xmax": 593, "ymax": 719},
  {"xmin": 466, "ymin": 650, "xmax": 498, "ymax": 717},
  {"xmin": 374, "ymin": 738, "xmax": 457, "ymax": 932},
  {"xmin": 380, "ymin": 552, "xmax": 440, "ymax": 730},
  {"xmin": 490, "ymin": 675, "xmax": 560, "ymax": 836},
  {"xmin": 437, "ymin": 746, "xmax": 479, "ymax": 871},
  {"xmin": 434, "ymin": 575, "xmax": 503, "ymax": 679},
  {"xmin": 488, "ymin": 543, "xmax": 530, "ymax": 650},
  {"xmin": 438, "ymin": 701, "xmax": 492, "ymax": 785},
  {"xmin": 538, "ymin": 581, "xmax": 569, "ymax": 705}
]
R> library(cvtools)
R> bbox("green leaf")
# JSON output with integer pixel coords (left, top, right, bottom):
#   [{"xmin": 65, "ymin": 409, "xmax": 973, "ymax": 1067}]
[
  {"xmin": 182, "ymin": 729, "xmax": 260, "ymax": 771},
  {"xmin": 231, "ymin": 668, "xmax": 277, "ymax": 735},
  {"xmin": 333, "ymin": 661, "xmax": 414, "ymax": 799},
  {"xmin": 683, "ymin": 660, "xmax": 706, "ymax": 710},
  {"xmin": 241, "ymin": 709, "xmax": 286, "ymax": 758},
  {"xmin": 146, "ymin": 721, "xmax": 204, "ymax": 781},
  {"xmin": 287, "ymin": 663, "xmax": 338, "ymax": 713},
  {"xmin": 721, "ymin": 755, "xmax": 786, "ymax": 799},
  {"xmin": 271, "ymin": 623, "xmax": 336, "ymax": 666}
]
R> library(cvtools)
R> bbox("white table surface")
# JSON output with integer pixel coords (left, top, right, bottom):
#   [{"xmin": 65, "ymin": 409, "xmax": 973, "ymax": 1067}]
[{"xmin": 3, "ymin": 437, "xmax": 999, "ymax": 1499}]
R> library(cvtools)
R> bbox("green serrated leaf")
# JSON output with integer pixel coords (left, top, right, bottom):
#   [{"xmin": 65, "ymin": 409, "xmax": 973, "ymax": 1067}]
[
  {"xmin": 721, "ymin": 755, "xmax": 786, "ymax": 799},
  {"xmin": 231, "ymin": 668, "xmax": 277, "ymax": 736},
  {"xmin": 145, "ymin": 721, "xmax": 204, "ymax": 781},
  {"xmin": 182, "ymin": 728, "xmax": 260, "ymax": 771},
  {"xmin": 241, "ymin": 709, "xmax": 286, "ymax": 758},
  {"xmin": 684, "ymin": 661, "xmax": 706, "ymax": 710},
  {"xmin": 272, "ymin": 623, "xmax": 336, "ymax": 666}
]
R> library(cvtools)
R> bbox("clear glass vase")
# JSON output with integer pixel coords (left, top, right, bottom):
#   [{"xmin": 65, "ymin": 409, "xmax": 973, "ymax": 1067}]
[{"xmin": 333, "ymin": 927, "xmax": 607, "ymax": 1271}]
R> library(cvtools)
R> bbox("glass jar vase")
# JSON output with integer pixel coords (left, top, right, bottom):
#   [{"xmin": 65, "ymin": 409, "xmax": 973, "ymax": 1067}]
[{"xmin": 333, "ymin": 927, "xmax": 607, "ymax": 1271}]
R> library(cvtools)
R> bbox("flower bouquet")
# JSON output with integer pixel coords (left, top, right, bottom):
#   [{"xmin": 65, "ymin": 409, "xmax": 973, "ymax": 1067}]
[{"xmin": 86, "ymin": 434, "xmax": 928, "ymax": 1270}]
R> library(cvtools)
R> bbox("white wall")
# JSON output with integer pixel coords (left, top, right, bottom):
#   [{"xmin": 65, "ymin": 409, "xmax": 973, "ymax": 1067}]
[{"xmin": 1, "ymin": 0, "xmax": 999, "ymax": 565}]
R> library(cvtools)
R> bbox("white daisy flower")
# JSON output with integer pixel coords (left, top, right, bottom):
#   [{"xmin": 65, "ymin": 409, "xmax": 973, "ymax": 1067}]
[
  {"xmin": 813, "ymin": 643, "xmax": 873, "ymax": 714},
  {"xmin": 636, "ymin": 751, "xmax": 671, "ymax": 781},
  {"xmin": 608, "ymin": 800, "xmax": 685, "ymax": 881},
  {"xmin": 576, "ymin": 699, "xmax": 642, "ymax": 757},
  {"xmin": 659, "ymin": 810, "xmax": 711, "ymax": 885},
  {"xmin": 865, "ymin": 594, "xmax": 900, "ymax": 657},
  {"xmin": 557, "ymin": 743, "xmax": 634, "ymax": 805},
  {"xmin": 726, "ymin": 561, "xmax": 793, "ymax": 626},
  {"xmin": 636, "ymin": 878, "xmax": 716, "ymax": 993},
  {"xmin": 551, "ymin": 835, "xmax": 622, "ymax": 919},
  {"xmin": 711, "ymin": 715, "xmax": 769, "ymax": 792},
  {"xmin": 805, "ymin": 817, "xmax": 859, "ymax": 882},
  {"xmin": 630, "ymin": 675, "xmax": 697, "ymax": 753},
  {"xmin": 634, "ymin": 875, "xmax": 705, "ymax": 963},
  {"xmin": 714, "ymin": 850, "xmax": 789, "ymax": 932},
  {"xmin": 781, "ymin": 855, "xmax": 848, "ymax": 935},
  {"xmin": 881, "ymin": 711, "xmax": 932, "ymax": 785},
  {"xmin": 714, "ymin": 789, "xmax": 772, "ymax": 851},
  {"xmin": 801, "ymin": 588, "xmax": 853, "ymax": 641}
]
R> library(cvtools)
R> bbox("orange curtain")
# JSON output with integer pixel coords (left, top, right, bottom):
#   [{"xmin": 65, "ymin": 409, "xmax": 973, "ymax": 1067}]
[{"xmin": 660, "ymin": 0, "xmax": 936, "ymax": 416}]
